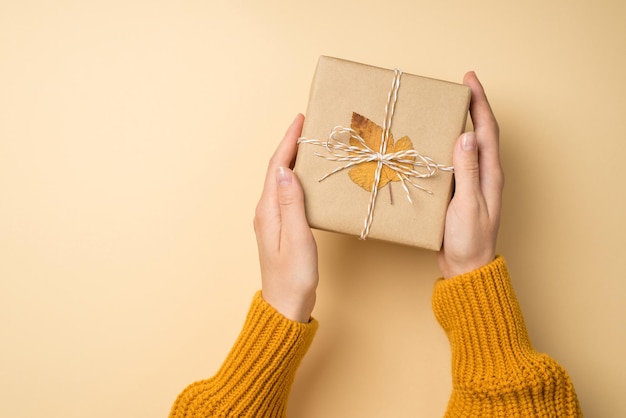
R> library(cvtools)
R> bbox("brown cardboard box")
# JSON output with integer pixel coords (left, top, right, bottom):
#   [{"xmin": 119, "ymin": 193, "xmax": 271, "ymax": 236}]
[{"xmin": 294, "ymin": 56, "xmax": 470, "ymax": 250}]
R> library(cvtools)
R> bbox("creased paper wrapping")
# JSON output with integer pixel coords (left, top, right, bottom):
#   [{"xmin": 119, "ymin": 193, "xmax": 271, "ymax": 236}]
[{"xmin": 294, "ymin": 56, "xmax": 470, "ymax": 250}]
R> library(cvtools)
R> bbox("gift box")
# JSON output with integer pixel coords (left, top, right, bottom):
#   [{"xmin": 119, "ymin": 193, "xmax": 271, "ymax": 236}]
[{"xmin": 293, "ymin": 56, "xmax": 470, "ymax": 250}]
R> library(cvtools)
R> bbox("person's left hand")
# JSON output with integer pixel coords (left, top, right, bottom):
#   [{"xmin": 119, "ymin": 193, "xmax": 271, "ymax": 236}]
[{"xmin": 253, "ymin": 114, "xmax": 318, "ymax": 323}]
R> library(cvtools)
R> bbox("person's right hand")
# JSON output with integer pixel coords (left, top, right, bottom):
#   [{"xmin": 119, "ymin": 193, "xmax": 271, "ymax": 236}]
[{"xmin": 438, "ymin": 72, "xmax": 504, "ymax": 279}]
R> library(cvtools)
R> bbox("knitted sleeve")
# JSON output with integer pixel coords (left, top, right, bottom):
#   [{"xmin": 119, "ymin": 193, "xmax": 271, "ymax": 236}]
[
  {"xmin": 169, "ymin": 291, "xmax": 318, "ymax": 418},
  {"xmin": 432, "ymin": 256, "xmax": 582, "ymax": 417}
]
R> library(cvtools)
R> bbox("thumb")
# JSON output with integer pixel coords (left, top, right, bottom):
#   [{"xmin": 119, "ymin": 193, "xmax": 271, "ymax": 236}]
[
  {"xmin": 276, "ymin": 167, "xmax": 310, "ymax": 239},
  {"xmin": 452, "ymin": 132, "xmax": 480, "ymax": 198}
]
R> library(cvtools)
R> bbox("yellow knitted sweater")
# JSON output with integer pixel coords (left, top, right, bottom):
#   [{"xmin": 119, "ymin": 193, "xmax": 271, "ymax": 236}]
[
  {"xmin": 432, "ymin": 257, "xmax": 581, "ymax": 417},
  {"xmin": 169, "ymin": 292, "xmax": 318, "ymax": 417},
  {"xmin": 169, "ymin": 257, "xmax": 581, "ymax": 417}
]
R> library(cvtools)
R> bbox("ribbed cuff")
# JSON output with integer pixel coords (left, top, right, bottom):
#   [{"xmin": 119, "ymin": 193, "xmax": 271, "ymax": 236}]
[
  {"xmin": 432, "ymin": 257, "xmax": 581, "ymax": 417},
  {"xmin": 169, "ymin": 291, "xmax": 318, "ymax": 418},
  {"xmin": 433, "ymin": 257, "xmax": 534, "ymax": 377}
]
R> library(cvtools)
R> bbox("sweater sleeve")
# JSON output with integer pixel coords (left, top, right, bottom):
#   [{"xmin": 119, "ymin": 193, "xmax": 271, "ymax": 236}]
[
  {"xmin": 169, "ymin": 291, "xmax": 318, "ymax": 418},
  {"xmin": 432, "ymin": 256, "xmax": 582, "ymax": 417}
]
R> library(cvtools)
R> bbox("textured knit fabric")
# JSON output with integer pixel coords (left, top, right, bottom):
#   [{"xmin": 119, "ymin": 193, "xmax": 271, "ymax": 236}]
[
  {"xmin": 432, "ymin": 256, "xmax": 582, "ymax": 417},
  {"xmin": 169, "ymin": 291, "xmax": 318, "ymax": 418},
  {"xmin": 170, "ymin": 258, "xmax": 581, "ymax": 417}
]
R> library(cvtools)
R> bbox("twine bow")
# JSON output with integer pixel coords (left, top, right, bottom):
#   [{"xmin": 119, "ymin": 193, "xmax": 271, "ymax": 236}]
[{"xmin": 298, "ymin": 69, "xmax": 453, "ymax": 240}]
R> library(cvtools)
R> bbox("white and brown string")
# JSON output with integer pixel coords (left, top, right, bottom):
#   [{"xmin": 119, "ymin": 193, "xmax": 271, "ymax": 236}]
[{"xmin": 298, "ymin": 69, "xmax": 453, "ymax": 240}]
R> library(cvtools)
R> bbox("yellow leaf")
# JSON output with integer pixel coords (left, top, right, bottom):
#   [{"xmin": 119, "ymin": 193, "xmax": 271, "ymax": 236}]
[{"xmin": 347, "ymin": 112, "xmax": 415, "ymax": 192}]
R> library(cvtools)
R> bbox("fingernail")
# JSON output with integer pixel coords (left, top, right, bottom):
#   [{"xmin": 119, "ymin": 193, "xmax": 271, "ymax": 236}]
[
  {"xmin": 461, "ymin": 132, "xmax": 477, "ymax": 151},
  {"xmin": 277, "ymin": 166, "xmax": 292, "ymax": 186}
]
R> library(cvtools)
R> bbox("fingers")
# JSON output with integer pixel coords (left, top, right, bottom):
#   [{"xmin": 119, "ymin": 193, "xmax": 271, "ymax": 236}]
[
  {"xmin": 464, "ymin": 72, "xmax": 498, "ymax": 139},
  {"xmin": 259, "ymin": 114, "xmax": 304, "ymax": 207},
  {"xmin": 267, "ymin": 114, "xmax": 304, "ymax": 179},
  {"xmin": 276, "ymin": 167, "xmax": 310, "ymax": 246},
  {"xmin": 452, "ymin": 132, "xmax": 481, "ymax": 202},
  {"xmin": 254, "ymin": 114, "xmax": 305, "ymax": 250},
  {"xmin": 463, "ymin": 72, "xmax": 504, "ymax": 217}
]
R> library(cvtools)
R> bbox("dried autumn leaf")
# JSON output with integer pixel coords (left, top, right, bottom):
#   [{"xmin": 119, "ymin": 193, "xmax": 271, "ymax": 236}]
[{"xmin": 348, "ymin": 112, "xmax": 415, "ymax": 192}]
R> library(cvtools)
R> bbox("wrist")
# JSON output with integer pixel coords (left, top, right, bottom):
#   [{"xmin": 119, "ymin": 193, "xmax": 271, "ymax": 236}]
[
  {"xmin": 261, "ymin": 290, "xmax": 316, "ymax": 323},
  {"xmin": 439, "ymin": 253, "xmax": 496, "ymax": 279}
]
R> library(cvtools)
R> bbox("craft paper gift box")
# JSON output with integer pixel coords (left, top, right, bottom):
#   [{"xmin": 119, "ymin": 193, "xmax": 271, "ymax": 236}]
[{"xmin": 294, "ymin": 56, "xmax": 470, "ymax": 250}]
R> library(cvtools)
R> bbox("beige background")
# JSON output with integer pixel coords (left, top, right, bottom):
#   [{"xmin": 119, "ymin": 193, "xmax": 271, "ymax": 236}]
[{"xmin": 1, "ymin": 1, "xmax": 624, "ymax": 417}]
